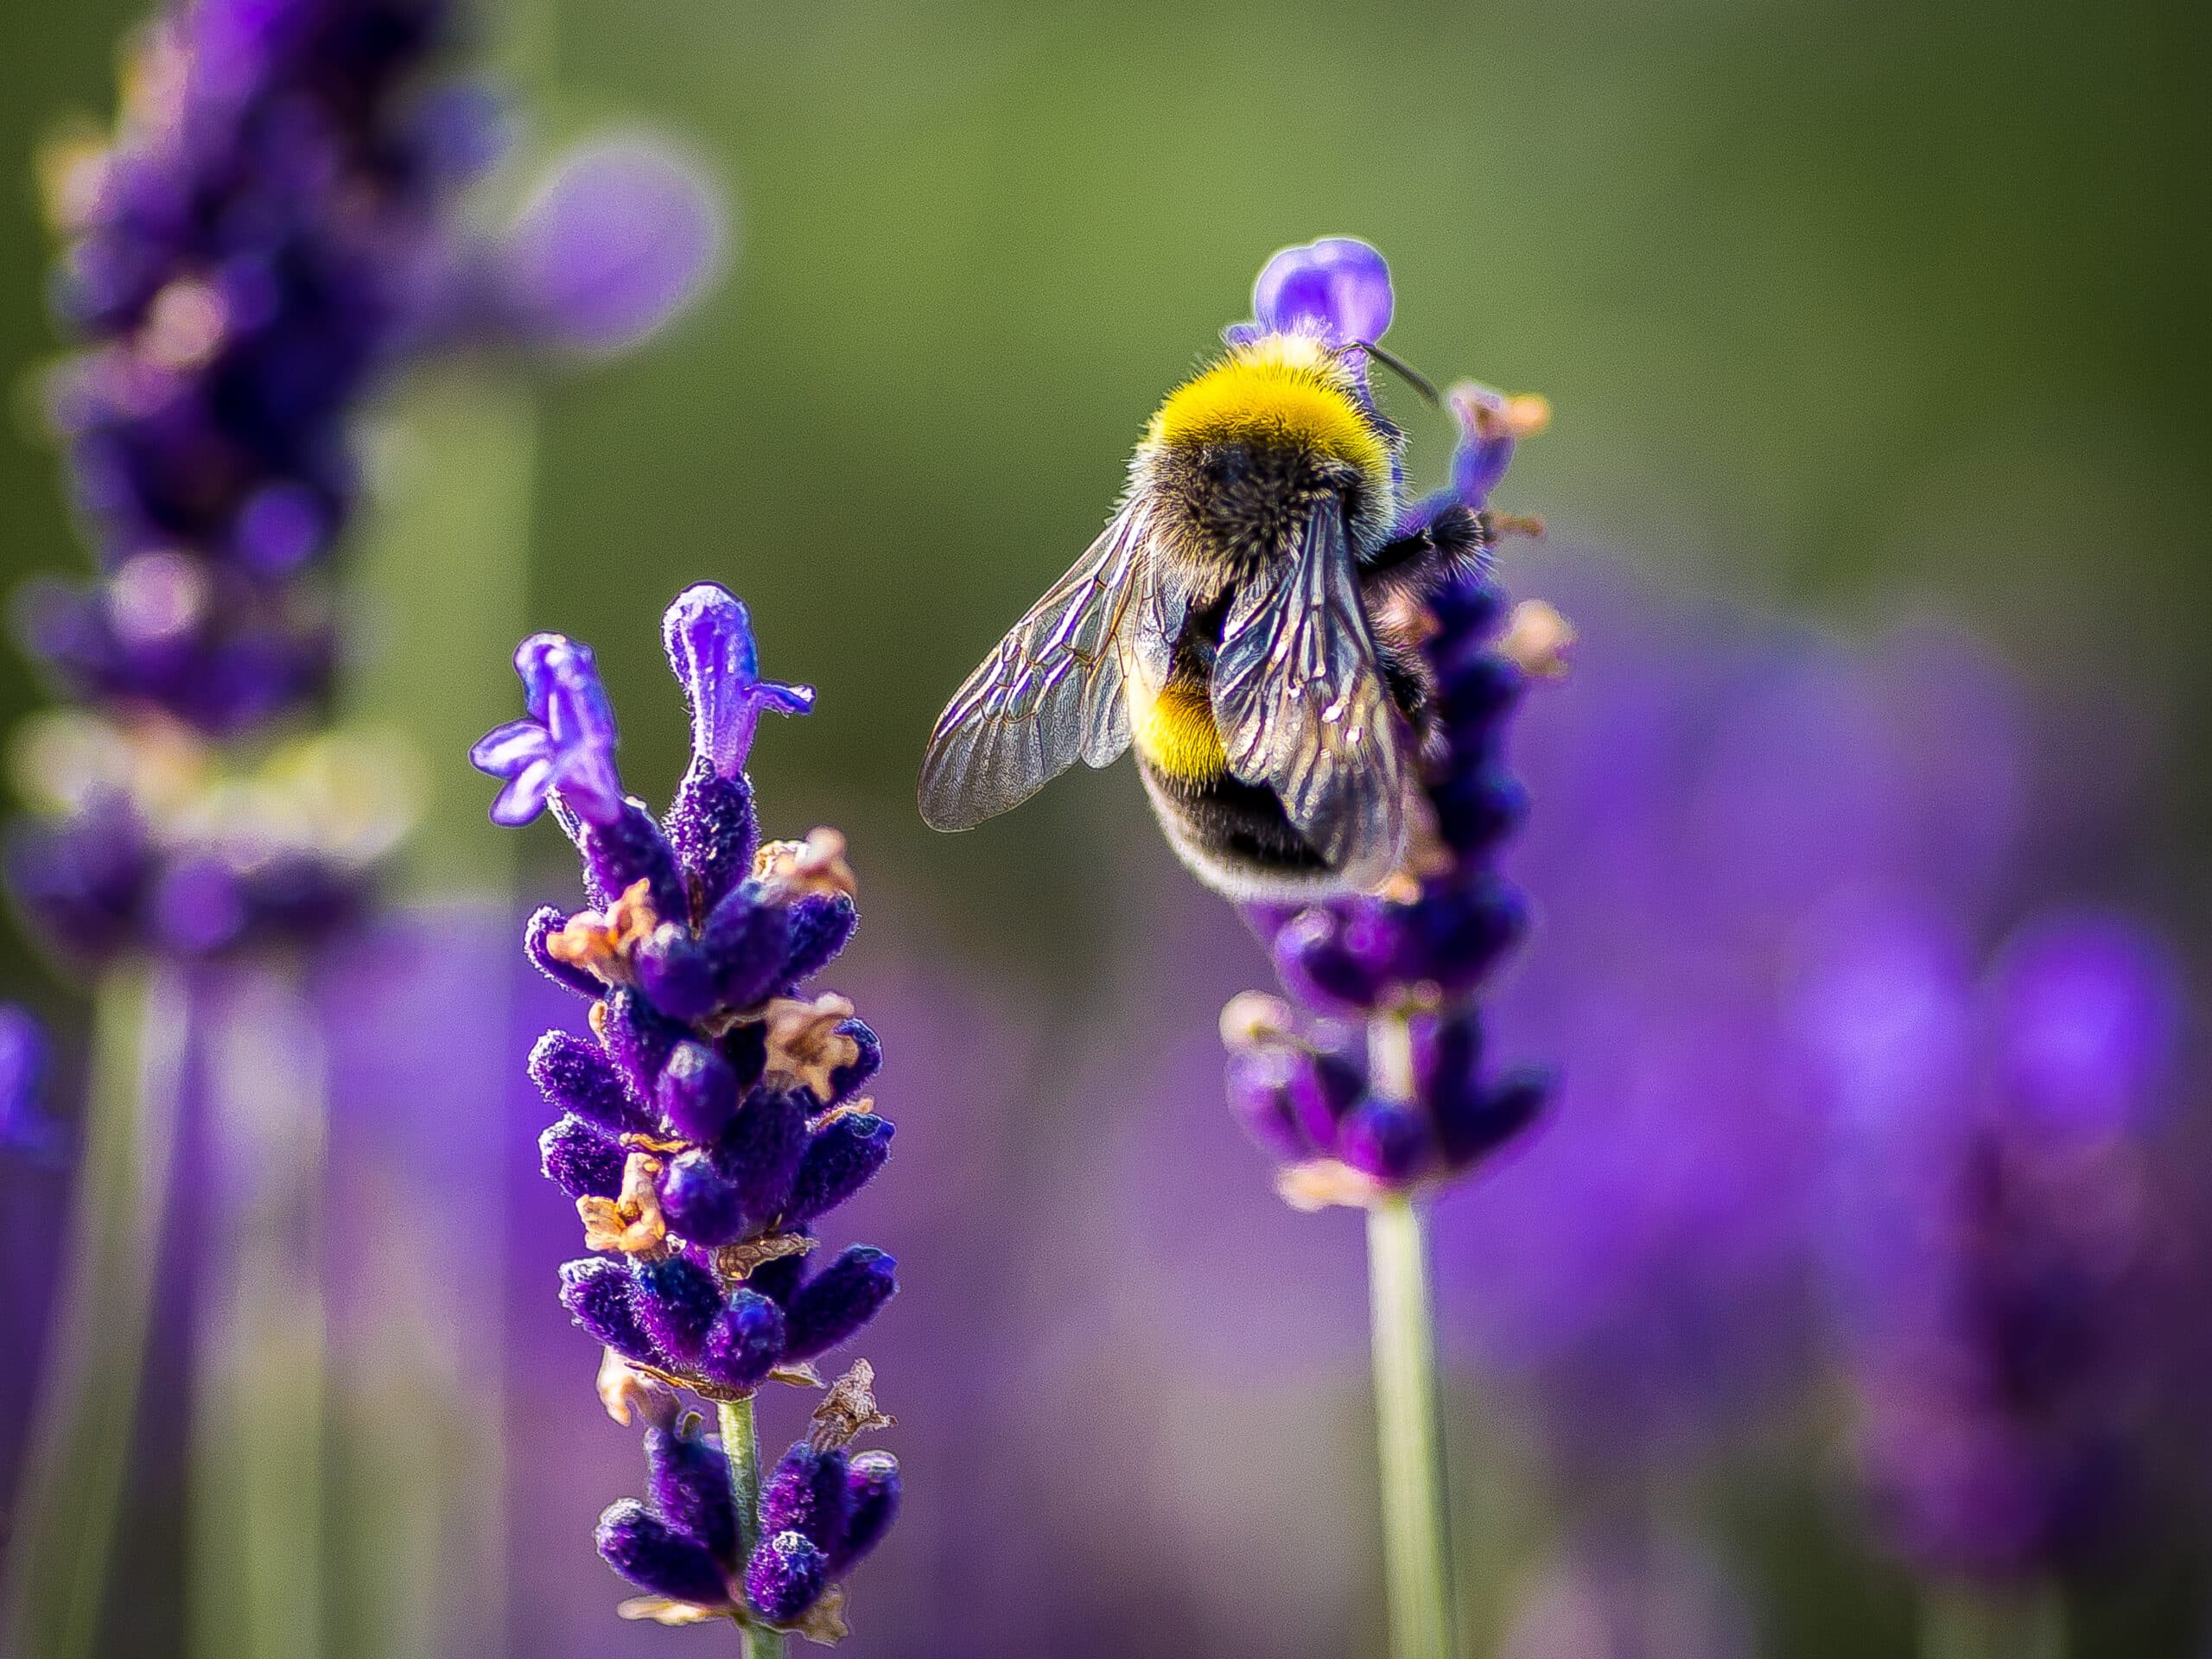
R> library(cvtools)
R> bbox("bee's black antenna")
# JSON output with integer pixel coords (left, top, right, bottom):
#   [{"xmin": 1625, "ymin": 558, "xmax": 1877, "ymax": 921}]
[{"xmin": 1348, "ymin": 340, "xmax": 1441, "ymax": 408}]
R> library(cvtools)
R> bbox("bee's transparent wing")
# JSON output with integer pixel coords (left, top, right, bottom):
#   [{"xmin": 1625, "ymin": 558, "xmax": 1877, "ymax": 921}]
[
  {"xmin": 918, "ymin": 505, "xmax": 1150, "ymax": 830},
  {"xmin": 1211, "ymin": 499, "xmax": 1408, "ymax": 887}
]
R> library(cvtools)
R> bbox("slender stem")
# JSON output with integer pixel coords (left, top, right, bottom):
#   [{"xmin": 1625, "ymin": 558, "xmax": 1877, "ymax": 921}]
[
  {"xmin": 188, "ymin": 963, "xmax": 329, "ymax": 1659},
  {"xmin": 1368, "ymin": 1192, "xmax": 1456, "ymax": 1659},
  {"xmin": 1920, "ymin": 1581, "xmax": 2066, "ymax": 1659},
  {"xmin": 0, "ymin": 963, "xmax": 190, "ymax": 1659},
  {"xmin": 719, "ymin": 1395, "xmax": 782, "ymax": 1659}
]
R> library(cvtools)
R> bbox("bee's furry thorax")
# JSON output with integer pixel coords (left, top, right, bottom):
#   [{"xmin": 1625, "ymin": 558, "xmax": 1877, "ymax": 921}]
[{"xmin": 1130, "ymin": 333, "xmax": 1401, "ymax": 593}]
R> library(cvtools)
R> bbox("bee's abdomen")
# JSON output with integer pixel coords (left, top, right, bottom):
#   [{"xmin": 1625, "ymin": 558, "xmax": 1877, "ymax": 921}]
[{"xmin": 1135, "ymin": 752, "xmax": 1333, "ymax": 896}]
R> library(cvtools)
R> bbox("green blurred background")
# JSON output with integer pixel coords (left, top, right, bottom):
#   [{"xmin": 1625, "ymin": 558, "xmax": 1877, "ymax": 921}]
[{"xmin": 5, "ymin": 0, "xmax": 2206, "ymax": 1010}]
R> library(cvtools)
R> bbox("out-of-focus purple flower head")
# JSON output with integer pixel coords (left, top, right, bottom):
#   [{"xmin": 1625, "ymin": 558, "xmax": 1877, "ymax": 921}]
[
  {"xmin": 1218, "ymin": 289, "xmax": 1557, "ymax": 1209},
  {"xmin": 22, "ymin": 1, "xmax": 728, "ymax": 747},
  {"xmin": 1792, "ymin": 896, "xmax": 2187, "ymax": 1584},
  {"xmin": 6, "ymin": 713, "xmax": 411, "ymax": 974},
  {"xmin": 0, "ymin": 1005, "xmax": 66, "ymax": 1164},
  {"xmin": 480, "ymin": 583, "xmax": 899, "ymax": 1636},
  {"xmin": 493, "ymin": 135, "xmax": 729, "ymax": 356},
  {"xmin": 1425, "ymin": 550, "xmax": 2051, "ymax": 1473}
]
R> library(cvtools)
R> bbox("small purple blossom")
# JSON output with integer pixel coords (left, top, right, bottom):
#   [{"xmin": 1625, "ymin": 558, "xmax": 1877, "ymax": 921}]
[
  {"xmin": 1230, "ymin": 235, "xmax": 1395, "ymax": 348},
  {"xmin": 662, "ymin": 583, "xmax": 814, "ymax": 783},
  {"xmin": 470, "ymin": 633, "xmax": 626, "ymax": 827},
  {"xmin": 488, "ymin": 584, "xmax": 899, "ymax": 1636}
]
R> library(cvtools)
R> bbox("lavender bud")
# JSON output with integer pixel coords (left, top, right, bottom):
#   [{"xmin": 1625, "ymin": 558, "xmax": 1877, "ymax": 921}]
[
  {"xmin": 635, "ymin": 927, "xmax": 720, "ymax": 1023},
  {"xmin": 698, "ymin": 888, "xmax": 791, "ymax": 1012},
  {"xmin": 715, "ymin": 1087, "xmax": 810, "ymax": 1223},
  {"xmin": 559, "ymin": 1259, "xmax": 660, "ymax": 1369},
  {"xmin": 780, "ymin": 891, "xmax": 857, "ymax": 983},
  {"xmin": 531, "ymin": 1029, "xmax": 650, "ymax": 1136},
  {"xmin": 760, "ymin": 1442, "xmax": 853, "ymax": 1554},
  {"xmin": 823, "ymin": 1019, "xmax": 881, "ymax": 1107},
  {"xmin": 695, "ymin": 1290, "xmax": 787, "ymax": 1392},
  {"xmin": 578, "ymin": 800, "xmax": 686, "ymax": 924},
  {"xmin": 787, "ymin": 1114, "xmax": 894, "ymax": 1224},
  {"xmin": 646, "ymin": 1414, "xmax": 741, "ymax": 1567},
  {"xmin": 658, "ymin": 1040, "xmax": 739, "ymax": 1142},
  {"xmin": 745, "ymin": 1529, "xmax": 827, "ymax": 1624},
  {"xmin": 831, "ymin": 1452, "xmax": 900, "ymax": 1573},
  {"xmin": 632, "ymin": 1255, "xmax": 723, "ymax": 1364},
  {"xmin": 1440, "ymin": 1069, "xmax": 1548, "ymax": 1170},
  {"xmin": 664, "ymin": 756, "xmax": 757, "ymax": 913},
  {"xmin": 541, "ymin": 1116, "xmax": 626, "ymax": 1200},
  {"xmin": 1428, "ymin": 765, "xmax": 1529, "ymax": 859},
  {"xmin": 596, "ymin": 1499, "xmax": 732, "ymax": 1608},
  {"xmin": 524, "ymin": 906, "xmax": 603, "ymax": 996},
  {"xmin": 783, "ymin": 1246, "xmax": 897, "ymax": 1362},
  {"xmin": 1224, "ymin": 1047, "xmax": 1311, "ymax": 1162},
  {"xmin": 658, "ymin": 1150, "xmax": 750, "ymax": 1246},
  {"xmin": 1274, "ymin": 906, "xmax": 1400, "ymax": 1014},
  {"xmin": 599, "ymin": 987, "xmax": 687, "ymax": 1103},
  {"xmin": 1339, "ymin": 1098, "xmax": 1435, "ymax": 1185}
]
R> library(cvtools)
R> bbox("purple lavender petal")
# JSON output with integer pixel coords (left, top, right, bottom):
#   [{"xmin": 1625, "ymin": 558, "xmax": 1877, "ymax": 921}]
[
  {"xmin": 661, "ymin": 583, "xmax": 813, "ymax": 781},
  {"xmin": 1248, "ymin": 236, "xmax": 1394, "ymax": 346}
]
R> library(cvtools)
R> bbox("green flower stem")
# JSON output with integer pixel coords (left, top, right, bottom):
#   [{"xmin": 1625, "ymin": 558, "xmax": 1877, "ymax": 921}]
[
  {"xmin": 719, "ymin": 1395, "xmax": 782, "ymax": 1659},
  {"xmin": 1920, "ymin": 1581, "xmax": 2066, "ymax": 1659},
  {"xmin": 0, "ymin": 963, "xmax": 190, "ymax": 1659},
  {"xmin": 188, "ymin": 963, "xmax": 330, "ymax": 1659},
  {"xmin": 1367, "ymin": 1185, "xmax": 1457, "ymax": 1659}
]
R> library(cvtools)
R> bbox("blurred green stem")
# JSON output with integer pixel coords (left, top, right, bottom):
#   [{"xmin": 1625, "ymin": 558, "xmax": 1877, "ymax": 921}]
[
  {"xmin": 1920, "ymin": 1582, "xmax": 2065, "ymax": 1659},
  {"xmin": 0, "ymin": 963, "xmax": 189, "ymax": 1659},
  {"xmin": 188, "ymin": 963, "xmax": 329, "ymax": 1659},
  {"xmin": 1368, "ymin": 1188, "xmax": 1456, "ymax": 1659},
  {"xmin": 718, "ymin": 1395, "xmax": 782, "ymax": 1658}
]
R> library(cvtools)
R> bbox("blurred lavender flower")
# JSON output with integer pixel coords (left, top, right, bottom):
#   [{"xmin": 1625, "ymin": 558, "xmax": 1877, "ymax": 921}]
[
  {"xmin": 478, "ymin": 583, "xmax": 899, "ymax": 1640},
  {"xmin": 1498, "ymin": 1531, "xmax": 1757, "ymax": 1659},
  {"xmin": 1219, "ymin": 241, "xmax": 1555, "ymax": 1207},
  {"xmin": 0, "ymin": 1006, "xmax": 64, "ymax": 1164},
  {"xmin": 1795, "ymin": 899, "xmax": 2185, "ymax": 1585},
  {"xmin": 10, "ymin": 0, "xmax": 724, "ymax": 972},
  {"xmin": 1421, "ymin": 555, "xmax": 2052, "ymax": 1480}
]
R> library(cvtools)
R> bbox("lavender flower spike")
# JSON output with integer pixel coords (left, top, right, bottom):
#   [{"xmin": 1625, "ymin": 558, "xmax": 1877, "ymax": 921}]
[
  {"xmin": 487, "ymin": 584, "xmax": 898, "ymax": 1641},
  {"xmin": 664, "ymin": 583, "xmax": 814, "ymax": 781},
  {"xmin": 1211, "ymin": 238, "xmax": 1558, "ymax": 1659}
]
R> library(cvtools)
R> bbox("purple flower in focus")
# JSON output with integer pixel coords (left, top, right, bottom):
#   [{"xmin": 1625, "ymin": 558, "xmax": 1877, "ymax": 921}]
[
  {"xmin": 663, "ymin": 584, "xmax": 814, "ymax": 783},
  {"xmin": 1229, "ymin": 236, "xmax": 1395, "ymax": 349},
  {"xmin": 484, "ymin": 583, "xmax": 899, "ymax": 1636},
  {"xmin": 471, "ymin": 633, "xmax": 626, "ymax": 827},
  {"xmin": 1796, "ymin": 900, "xmax": 2186, "ymax": 1585}
]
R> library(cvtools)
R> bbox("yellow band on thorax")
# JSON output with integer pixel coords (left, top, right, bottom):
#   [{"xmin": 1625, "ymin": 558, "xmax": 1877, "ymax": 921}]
[{"xmin": 1145, "ymin": 335, "xmax": 1390, "ymax": 481}]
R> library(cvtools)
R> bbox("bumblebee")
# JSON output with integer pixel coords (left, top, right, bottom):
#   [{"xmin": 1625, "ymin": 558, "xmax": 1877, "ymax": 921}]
[{"xmin": 918, "ymin": 328, "xmax": 1497, "ymax": 899}]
